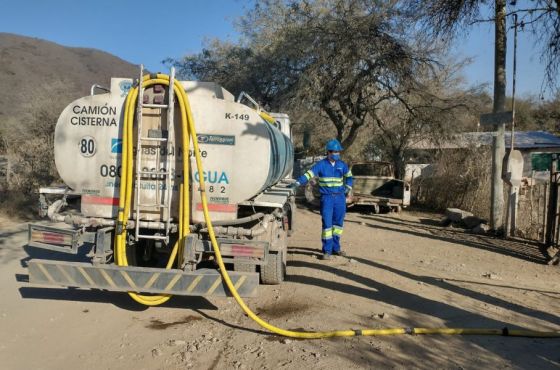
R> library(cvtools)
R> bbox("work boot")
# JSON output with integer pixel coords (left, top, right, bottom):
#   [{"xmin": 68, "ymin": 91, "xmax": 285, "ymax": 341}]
[
  {"xmin": 320, "ymin": 253, "xmax": 332, "ymax": 260},
  {"xmin": 333, "ymin": 250, "xmax": 347, "ymax": 257}
]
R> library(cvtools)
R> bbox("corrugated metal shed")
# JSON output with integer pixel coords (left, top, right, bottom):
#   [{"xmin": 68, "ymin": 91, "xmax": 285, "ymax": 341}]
[{"xmin": 412, "ymin": 131, "xmax": 560, "ymax": 150}]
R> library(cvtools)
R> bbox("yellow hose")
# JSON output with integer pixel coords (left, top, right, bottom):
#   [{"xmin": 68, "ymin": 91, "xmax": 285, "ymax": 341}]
[
  {"xmin": 115, "ymin": 75, "xmax": 190, "ymax": 306},
  {"xmin": 116, "ymin": 73, "xmax": 560, "ymax": 338}
]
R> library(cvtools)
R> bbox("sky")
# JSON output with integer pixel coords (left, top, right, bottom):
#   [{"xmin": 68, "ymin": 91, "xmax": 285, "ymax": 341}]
[{"xmin": 0, "ymin": 0, "xmax": 555, "ymax": 100}]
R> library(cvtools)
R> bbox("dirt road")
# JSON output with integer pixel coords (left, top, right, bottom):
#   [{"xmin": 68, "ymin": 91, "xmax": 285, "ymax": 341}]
[{"xmin": 1, "ymin": 207, "xmax": 559, "ymax": 369}]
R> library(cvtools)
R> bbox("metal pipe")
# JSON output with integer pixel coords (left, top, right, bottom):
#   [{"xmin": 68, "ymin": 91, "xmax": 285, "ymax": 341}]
[
  {"xmin": 198, "ymin": 214, "xmax": 273, "ymax": 237},
  {"xmin": 195, "ymin": 212, "xmax": 266, "ymax": 228},
  {"xmin": 90, "ymin": 84, "xmax": 110, "ymax": 96},
  {"xmin": 198, "ymin": 225, "xmax": 267, "ymax": 237},
  {"xmin": 52, "ymin": 213, "xmax": 175, "ymax": 231}
]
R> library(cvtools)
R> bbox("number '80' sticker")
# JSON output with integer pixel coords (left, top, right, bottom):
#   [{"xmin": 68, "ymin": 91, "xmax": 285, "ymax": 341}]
[{"xmin": 79, "ymin": 136, "xmax": 96, "ymax": 157}]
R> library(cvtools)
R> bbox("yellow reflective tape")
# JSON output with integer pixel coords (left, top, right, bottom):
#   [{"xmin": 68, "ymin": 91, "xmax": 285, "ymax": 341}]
[
  {"xmin": 56, "ymin": 264, "xmax": 76, "ymax": 286},
  {"xmin": 99, "ymin": 269, "xmax": 117, "ymax": 288},
  {"xmin": 207, "ymin": 277, "xmax": 222, "ymax": 295},
  {"xmin": 318, "ymin": 183, "xmax": 344, "ymax": 187},
  {"xmin": 77, "ymin": 267, "xmax": 95, "ymax": 286},
  {"xmin": 186, "ymin": 275, "xmax": 203, "ymax": 293},
  {"xmin": 165, "ymin": 274, "xmax": 182, "ymax": 292},
  {"xmin": 319, "ymin": 177, "xmax": 343, "ymax": 182},
  {"xmin": 37, "ymin": 264, "xmax": 55, "ymax": 284},
  {"xmin": 333, "ymin": 227, "xmax": 344, "ymax": 236},
  {"xmin": 119, "ymin": 270, "xmax": 138, "ymax": 291},
  {"xmin": 143, "ymin": 272, "xmax": 160, "ymax": 290},
  {"xmin": 234, "ymin": 275, "xmax": 247, "ymax": 290},
  {"xmin": 344, "ymin": 171, "xmax": 352, "ymax": 177}
]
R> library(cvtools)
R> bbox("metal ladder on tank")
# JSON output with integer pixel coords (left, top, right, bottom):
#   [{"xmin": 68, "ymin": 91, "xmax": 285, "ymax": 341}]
[{"xmin": 133, "ymin": 65, "xmax": 176, "ymax": 243}]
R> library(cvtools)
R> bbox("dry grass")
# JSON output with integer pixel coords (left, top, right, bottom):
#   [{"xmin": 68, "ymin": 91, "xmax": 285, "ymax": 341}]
[{"xmin": 414, "ymin": 146, "xmax": 492, "ymax": 220}]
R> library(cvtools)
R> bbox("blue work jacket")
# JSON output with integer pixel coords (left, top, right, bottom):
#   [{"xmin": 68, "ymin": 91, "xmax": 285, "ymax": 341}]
[{"xmin": 297, "ymin": 158, "xmax": 353, "ymax": 195}]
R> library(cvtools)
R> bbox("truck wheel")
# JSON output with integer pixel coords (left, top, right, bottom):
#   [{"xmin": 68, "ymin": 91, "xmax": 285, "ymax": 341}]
[
  {"xmin": 260, "ymin": 251, "xmax": 286, "ymax": 285},
  {"xmin": 233, "ymin": 257, "xmax": 256, "ymax": 273}
]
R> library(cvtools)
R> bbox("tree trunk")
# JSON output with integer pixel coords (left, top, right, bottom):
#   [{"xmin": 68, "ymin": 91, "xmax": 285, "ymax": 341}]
[
  {"xmin": 391, "ymin": 151, "xmax": 405, "ymax": 180},
  {"xmin": 491, "ymin": 0, "xmax": 507, "ymax": 231}
]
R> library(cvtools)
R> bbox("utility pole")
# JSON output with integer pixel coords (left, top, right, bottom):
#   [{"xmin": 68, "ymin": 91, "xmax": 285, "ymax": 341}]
[{"xmin": 490, "ymin": 0, "xmax": 507, "ymax": 232}]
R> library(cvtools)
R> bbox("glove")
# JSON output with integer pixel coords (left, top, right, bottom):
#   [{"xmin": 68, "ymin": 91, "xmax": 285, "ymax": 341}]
[{"xmin": 344, "ymin": 185, "xmax": 352, "ymax": 195}]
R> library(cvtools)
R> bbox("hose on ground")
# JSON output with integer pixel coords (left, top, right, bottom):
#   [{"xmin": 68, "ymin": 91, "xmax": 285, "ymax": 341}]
[{"xmin": 117, "ymin": 73, "xmax": 560, "ymax": 338}]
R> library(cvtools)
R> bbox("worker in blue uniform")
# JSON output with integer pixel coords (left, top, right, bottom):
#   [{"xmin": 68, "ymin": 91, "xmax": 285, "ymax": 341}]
[{"xmin": 292, "ymin": 139, "xmax": 353, "ymax": 260}]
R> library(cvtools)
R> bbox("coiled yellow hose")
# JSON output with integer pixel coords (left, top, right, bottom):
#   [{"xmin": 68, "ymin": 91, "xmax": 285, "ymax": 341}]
[
  {"xmin": 114, "ymin": 75, "xmax": 190, "ymax": 306},
  {"xmin": 115, "ymin": 73, "xmax": 560, "ymax": 338}
]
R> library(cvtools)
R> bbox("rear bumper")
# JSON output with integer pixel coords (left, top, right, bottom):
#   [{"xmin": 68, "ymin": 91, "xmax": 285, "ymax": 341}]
[{"xmin": 27, "ymin": 259, "xmax": 258, "ymax": 297}]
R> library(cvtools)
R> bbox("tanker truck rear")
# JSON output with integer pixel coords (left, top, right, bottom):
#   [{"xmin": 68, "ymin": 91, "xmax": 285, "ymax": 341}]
[{"xmin": 26, "ymin": 69, "xmax": 296, "ymax": 301}]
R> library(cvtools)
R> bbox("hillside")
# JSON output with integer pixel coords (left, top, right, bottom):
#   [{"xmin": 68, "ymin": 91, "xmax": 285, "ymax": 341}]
[{"xmin": 0, "ymin": 33, "xmax": 139, "ymax": 123}]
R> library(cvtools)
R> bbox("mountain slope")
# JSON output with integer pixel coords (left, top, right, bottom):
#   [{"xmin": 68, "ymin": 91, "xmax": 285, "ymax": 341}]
[{"xmin": 0, "ymin": 33, "xmax": 139, "ymax": 121}]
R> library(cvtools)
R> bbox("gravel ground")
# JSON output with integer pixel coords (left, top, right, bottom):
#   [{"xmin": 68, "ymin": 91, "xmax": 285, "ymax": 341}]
[{"xmin": 1, "ymin": 206, "xmax": 559, "ymax": 369}]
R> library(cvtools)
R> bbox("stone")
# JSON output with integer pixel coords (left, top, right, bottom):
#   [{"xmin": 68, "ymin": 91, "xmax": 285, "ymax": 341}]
[
  {"xmin": 445, "ymin": 208, "xmax": 473, "ymax": 223},
  {"xmin": 282, "ymin": 338, "xmax": 292, "ymax": 344},
  {"xmin": 378, "ymin": 312, "xmax": 388, "ymax": 319},
  {"xmin": 463, "ymin": 216, "xmax": 485, "ymax": 229},
  {"xmin": 440, "ymin": 217, "xmax": 452, "ymax": 227},
  {"xmin": 151, "ymin": 348, "xmax": 162, "ymax": 357},
  {"xmin": 483, "ymin": 272, "xmax": 499, "ymax": 280},
  {"xmin": 472, "ymin": 223, "xmax": 491, "ymax": 235}
]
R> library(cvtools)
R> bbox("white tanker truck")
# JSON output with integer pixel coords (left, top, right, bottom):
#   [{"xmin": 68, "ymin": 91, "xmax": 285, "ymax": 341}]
[{"xmin": 26, "ymin": 68, "xmax": 296, "ymax": 300}]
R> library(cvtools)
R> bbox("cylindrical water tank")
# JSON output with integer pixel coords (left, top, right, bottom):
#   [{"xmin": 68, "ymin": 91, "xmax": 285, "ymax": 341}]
[{"xmin": 54, "ymin": 78, "xmax": 293, "ymax": 222}]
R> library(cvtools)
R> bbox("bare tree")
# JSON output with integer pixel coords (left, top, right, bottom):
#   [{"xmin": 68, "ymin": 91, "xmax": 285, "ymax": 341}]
[
  {"xmin": 170, "ymin": 0, "xmax": 446, "ymax": 150},
  {"xmin": 410, "ymin": 0, "xmax": 560, "ymax": 89},
  {"xmin": 364, "ymin": 59, "xmax": 482, "ymax": 178}
]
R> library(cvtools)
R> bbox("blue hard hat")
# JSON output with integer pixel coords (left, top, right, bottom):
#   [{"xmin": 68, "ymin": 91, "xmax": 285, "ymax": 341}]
[{"xmin": 325, "ymin": 139, "xmax": 343, "ymax": 151}]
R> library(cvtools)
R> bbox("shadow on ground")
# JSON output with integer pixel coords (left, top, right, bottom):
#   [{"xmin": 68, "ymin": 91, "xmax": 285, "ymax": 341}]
[
  {"xmin": 350, "ymin": 214, "xmax": 548, "ymax": 264},
  {"xmin": 288, "ymin": 246, "xmax": 559, "ymax": 328}
]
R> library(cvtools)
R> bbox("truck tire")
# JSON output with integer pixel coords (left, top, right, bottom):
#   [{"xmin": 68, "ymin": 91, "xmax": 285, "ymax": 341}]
[
  {"xmin": 260, "ymin": 214, "xmax": 288, "ymax": 284},
  {"xmin": 233, "ymin": 257, "xmax": 256, "ymax": 273},
  {"xmin": 260, "ymin": 251, "xmax": 285, "ymax": 285}
]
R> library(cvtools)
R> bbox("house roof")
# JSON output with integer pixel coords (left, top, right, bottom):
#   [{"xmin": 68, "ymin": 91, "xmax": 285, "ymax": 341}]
[{"xmin": 411, "ymin": 131, "xmax": 560, "ymax": 150}]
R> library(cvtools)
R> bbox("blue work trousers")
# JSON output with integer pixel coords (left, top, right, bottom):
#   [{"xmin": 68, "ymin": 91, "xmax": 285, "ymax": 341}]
[{"xmin": 320, "ymin": 193, "xmax": 346, "ymax": 254}]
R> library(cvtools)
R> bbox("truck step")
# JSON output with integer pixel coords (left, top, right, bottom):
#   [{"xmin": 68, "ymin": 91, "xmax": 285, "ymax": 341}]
[
  {"xmin": 140, "ymin": 136, "xmax": 168, "ymax": 142},
  {"xmin": 27, "ymin": 259, "xmax": 258, "ymax": 297},
  {"xmin": 136, "ymin": 234, "xmax": 169, "ymax": 241},
  {"xmin": 141, "ymin": 103, "xmax": 169, "ymax": 109}
]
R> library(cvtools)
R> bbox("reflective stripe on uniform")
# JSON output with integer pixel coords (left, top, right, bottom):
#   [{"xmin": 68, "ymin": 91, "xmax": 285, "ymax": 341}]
[
  {"xmin": 344, "ymin": 170, "xmax": 352, "ymax": 177},
  {"xmin": 304, "ymin": 170, "xmax": 314, "ymax": 180},
  {"xmin": 318, "ymin": 177, "xmax": 343, "ymax": 187},
  {"xmin": 333, "ymin": 225, "xmax": 343, "ymax": 236},
  {"xmin": 319, "ymin": 183, "xmax": 344, "ymax": 187},
  {"xmin": 322, "ymin": 229, "xmax": 333, "ymax": 239}
]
